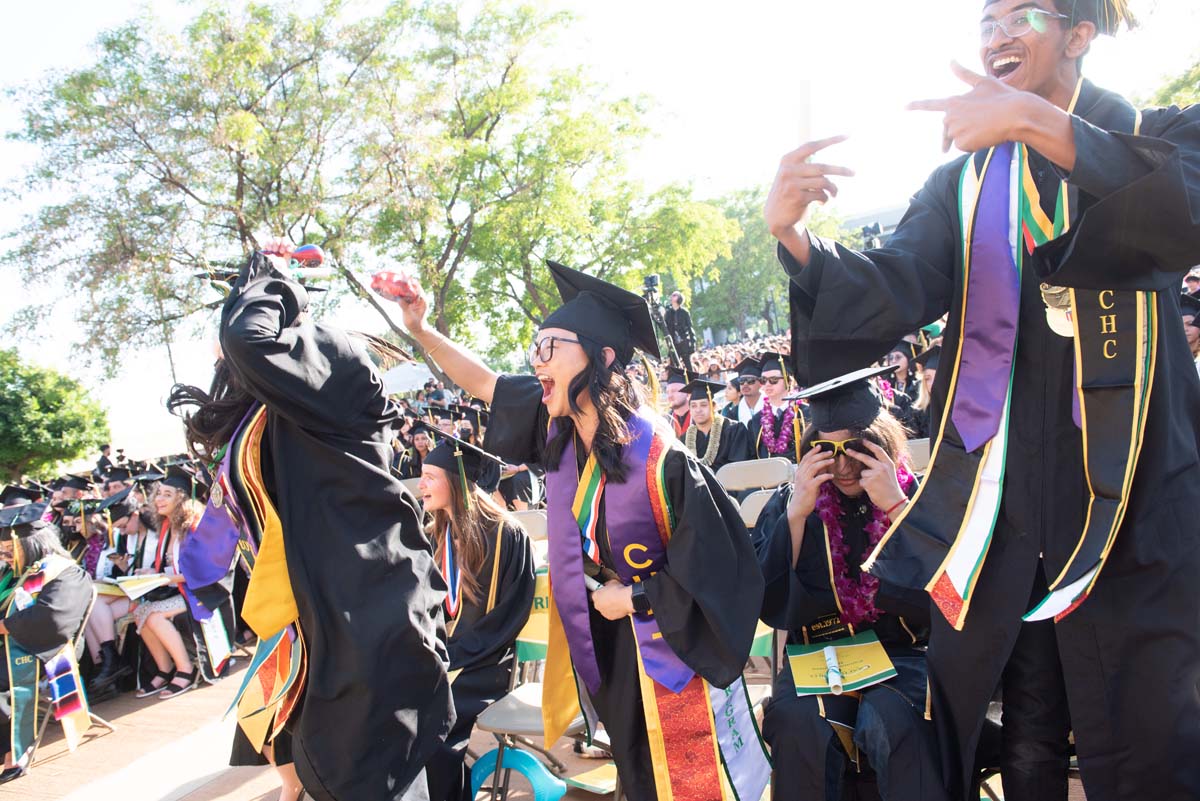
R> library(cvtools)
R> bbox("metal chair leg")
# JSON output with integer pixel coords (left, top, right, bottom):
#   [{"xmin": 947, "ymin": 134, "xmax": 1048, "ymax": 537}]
[
  {"xmin": 489, "ymin": 739, "xmax": 508, "ymax": 801},
  {"xmin": 89, "ymin": 713, "xmax": 117, "ymax": 733}
]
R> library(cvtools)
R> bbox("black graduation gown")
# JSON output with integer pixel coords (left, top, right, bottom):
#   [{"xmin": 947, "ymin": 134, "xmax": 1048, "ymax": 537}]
[
  {"xmin": 426, "ymin": 522, "xmax": 536, "ymax": 801},
  {"xmin": 221, "ymin": 254, "xmax": 452, "ymax": 801},
  {"xmin": 484, "ymin": 375, "xmax": 764, "ymax": 801},
  {"xmin": 753, "ymin": 482, "xmax": 946, "ymax": 801},
  {"xmin": 748, "ymin": 406, "xmax": 803, "ymax": 462},
  {"xmin": 784, "ymin": 81, "xmax": 1200, "ymax": 800},
  {"xmin": 1, "ymin": 561, "xmax": 93, "ymax": 752},
  {"xmin": 686, "ymin": 419, "xmax": 752, "ymax": 472}
]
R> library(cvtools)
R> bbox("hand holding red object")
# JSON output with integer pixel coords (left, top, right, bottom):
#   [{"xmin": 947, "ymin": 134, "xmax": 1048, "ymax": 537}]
[{"xmin": 371, "ymin": 270, "xmax": 421, "ymax": 302}]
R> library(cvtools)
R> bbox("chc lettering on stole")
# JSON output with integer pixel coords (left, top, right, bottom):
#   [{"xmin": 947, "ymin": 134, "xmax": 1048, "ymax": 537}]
[{"xmin": 1099, "ymin": 290, "xmax": 1118, "ymax": 359}]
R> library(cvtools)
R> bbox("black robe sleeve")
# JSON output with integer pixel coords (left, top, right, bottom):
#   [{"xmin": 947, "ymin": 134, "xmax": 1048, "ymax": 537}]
[
  {"xmin": 1034, "ymin": 104, "xmax": 1200, "ymax": 291},
  {"xmin": 752, "ymin": 483, "xmax": 832, "ymax": 631},
  {"xmin": 220, "ymin": 253, "xmax": 385, "ymax": 433},
  {"xmin": 448, "ymin": 523, "xmax": 536, "ymax": 673},
  {"xmin": 782, "ymin": 162, "xmax": 962, "ymax": 384},
  {"xmin": 641, "ymin": 448, "xmax": 765, "ymax": 688},
  {"xmin": 483, "ymin": 375, "xmax": 550, "ymax": 468},
  {"xmin": 715, "ymin": 421, "xmax": 752, "ymax": 469},
  {"xmin": 5, "ymin": 564, "xmax": 93, "ymax": 662}
]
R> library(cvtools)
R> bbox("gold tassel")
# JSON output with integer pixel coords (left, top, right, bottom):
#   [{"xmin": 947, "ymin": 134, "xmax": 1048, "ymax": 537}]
[
  {"xmin": 641, "ymin": 354, "xmax": 663, "ymax": 415},
  {"xmin": 455, "ymin": 448, "xmax": 472, "ymax": 511},
  {"xmin": 12, "ymin": 532, "xmax": 23, "ymax": 576}
]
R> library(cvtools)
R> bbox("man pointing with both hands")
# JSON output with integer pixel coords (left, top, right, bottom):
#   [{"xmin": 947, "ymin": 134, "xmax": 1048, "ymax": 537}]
[{"xmin": 766, "ymin": 1, "xmax": 1200, "ymax": 800}]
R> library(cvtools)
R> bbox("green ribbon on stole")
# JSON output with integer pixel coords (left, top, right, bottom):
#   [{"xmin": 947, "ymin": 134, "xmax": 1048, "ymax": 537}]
[
  {"xmin": 4, "ymin": 555, "xmax": 93, "ymax": 767},
  {"xmin": 864, "ymin": 91, "xmax": 1156, "ymax": 628}
]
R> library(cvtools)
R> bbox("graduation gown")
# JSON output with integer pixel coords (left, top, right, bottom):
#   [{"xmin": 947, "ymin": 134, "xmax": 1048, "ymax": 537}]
[
  {"xmin": 753, "ymin": 483, "xmax": 946, "ymax": 801},
  {"xmin": 684, "ymin": 419, "xmax": 752, "ymax": 472},
  {"xmin": 748, "ymin": 405, "xmax": 803, "ymax": 462},
  {"xmin": 221, "ymin": 254, "xmax": 452, "ymax": 801},
  {"xmin": 1, "ymin": 560, "xmax": 92, "ymax": 753},
  {"xmin": 484, "ymin": 375, "xmax": 764, "ymax": 801},
  {"xmin": 426, "ymin": 521, "xmax": 536, "ymax": 801},
  {"xmin": 784, "ymin": 81, "xmax": 1200, "ymax": 800}
]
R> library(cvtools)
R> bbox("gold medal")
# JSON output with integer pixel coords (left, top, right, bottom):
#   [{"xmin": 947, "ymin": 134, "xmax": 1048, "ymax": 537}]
[{"xmin": 1040, "ymin": 283, "xmax": 1075, "ymax": 338}]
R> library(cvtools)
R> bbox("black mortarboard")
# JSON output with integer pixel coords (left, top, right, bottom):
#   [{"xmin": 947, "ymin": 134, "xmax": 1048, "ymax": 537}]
[
  {"xmin": 1, "ymin": 485, "xmax": 41, "ymax": 506},
  {"xmin": 428, "ymin": 406, "xmax": 458, "ymax": 423},
  {"xmin": 414, "ymin": 422, "xmax": 504, "ymax": 487},
  {"xmin": 0, "ymin": 502, "xmax": 49, "ymax": 535},
  {"xmin": 664, "ymin": 366, "xmax": 693, "ymax": 386},
  {"xmin": 62, "ymin": 473, "xmax": 94, "ymax": 492},
  {"xmin": 540, "ymin": 260, "xmax": 660, "ymax": 364},
  {"xmin": 914, "ymin": 346, "xmax": 942, "ymax": 372},
  {"xmin": 887, "ymin": 341, "xmax": 919, "ymax": 362},
  {"xmin": 97, "ymin": 487, "xmax": 137, "ymax": 522},
  {"xmin": 453, "ymin": 405, "xmax": 489, "ymax": 429},
  {"xmin": 797, "ymin": 365, "xmax": 894, "ymax": 432},
  {"xmin": 733, "ymin": 357, "xmax": 762, "ymax": 380},
  {"xmin": 682, "ymin": 378, "xmax": 726, "ymax": 402},
  {"xmin": 48, "ymin": 478, "xmax": 67, "ymax": 491},
  {"xmin": 102, "ymin": 466, "xmax": 132, "ymax": 483},
  {"xmin": 1179, "ymin": 292, "xmax": 1200, "ymax": 319},
  {"xmin": 162, "ymin": 464, "xmax": 202, "ymax": 496},
  {"xmin": 982, "ymin": 0, "xmax": 1135, "ymax": 36},
  {"xmin": 130, "ymin": 468, "xmax": 167, "ymax": 484},
  {"xmin": 759, "ymin": 351, "xmax": 790, "ymax": 379}
]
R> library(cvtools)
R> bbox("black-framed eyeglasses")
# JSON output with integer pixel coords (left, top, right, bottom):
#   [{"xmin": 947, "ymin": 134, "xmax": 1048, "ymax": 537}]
[
  {"xmin": 812, "ymin": 438, "xmax": 864, "ymax": 458},
  {"xmin": 980, "ymin": 8, "xmax": 1069, "ymax": 44},
  {"xmin": 527, "ymin": 335, "xmax": 583, "ymax": 366}
]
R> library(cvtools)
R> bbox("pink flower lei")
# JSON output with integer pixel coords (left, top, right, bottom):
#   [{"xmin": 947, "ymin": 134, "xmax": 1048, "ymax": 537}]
[
  {"xmin": 759, "ymin": 397, "xmax": 797, "ymax": 455},
  {"xmin": 815, "ymin": 461, "xmax": 916, "ymax": 627}
]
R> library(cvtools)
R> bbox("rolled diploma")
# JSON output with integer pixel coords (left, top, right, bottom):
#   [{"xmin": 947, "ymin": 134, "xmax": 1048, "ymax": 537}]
[{"xmin": 823, "ymin": 645, "xmax": 844, "ymax": 695}]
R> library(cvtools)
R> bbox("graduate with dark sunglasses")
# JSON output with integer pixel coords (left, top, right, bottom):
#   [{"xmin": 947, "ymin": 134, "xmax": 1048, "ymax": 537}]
[{"xmin": 753, "ymin": 366, "xmax": 944, "ymax": 801}]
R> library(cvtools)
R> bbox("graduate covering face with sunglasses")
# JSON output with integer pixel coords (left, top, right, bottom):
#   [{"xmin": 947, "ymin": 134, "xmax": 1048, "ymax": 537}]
[{"xmin": 391, "ymin": 260, "xmax": 769, "ymax": 801}]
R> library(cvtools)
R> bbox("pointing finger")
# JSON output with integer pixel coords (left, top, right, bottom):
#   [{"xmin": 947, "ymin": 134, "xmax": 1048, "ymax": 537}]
[
  {"xmin": 784, "ymin": 134, "xmax": 850, "ymax": 164},
  {"xmin": 950, "ymin": 59, "xmax": 985, "ymax": 87}
]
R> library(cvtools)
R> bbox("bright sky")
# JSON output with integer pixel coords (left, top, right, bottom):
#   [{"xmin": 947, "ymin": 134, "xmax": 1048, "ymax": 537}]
[{"xmin": 2, "ymin": 0, "xmax": 1197, "ymax": 463}]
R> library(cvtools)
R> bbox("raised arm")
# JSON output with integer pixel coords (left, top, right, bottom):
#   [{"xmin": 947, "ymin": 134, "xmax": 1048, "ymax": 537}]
[{"xmin": 392, "ymin": 289, "xmax": 500, "ymax": 405}]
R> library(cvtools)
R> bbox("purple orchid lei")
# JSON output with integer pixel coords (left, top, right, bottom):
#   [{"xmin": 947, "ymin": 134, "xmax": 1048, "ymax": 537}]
[
  {"xmin": 760, "ymin": 397, "xmax": 798, "ymax": 455},
  {"xmin": 816, "ymin": 461, "xmax": 917, "ymax": 627}
]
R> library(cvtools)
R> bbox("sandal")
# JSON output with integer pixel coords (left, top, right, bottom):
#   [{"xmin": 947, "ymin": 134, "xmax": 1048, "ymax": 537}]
[
  {"xmin": 136, "ymin": 669, "xmax": 175, "ymax": 698},
  {"xmin": 159, "ymin": 669, "xmax": 198, "ymax": 699}
]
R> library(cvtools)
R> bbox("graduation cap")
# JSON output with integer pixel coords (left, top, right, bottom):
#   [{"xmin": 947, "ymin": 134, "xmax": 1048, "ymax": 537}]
[
  {"xmin": 1, "ymin": 484, "xmax": 41, "ymax": 507},
  {"xmin": 48, "ymin": 477, "xmax": 67, "ymax": 492},
  {"xmin": 102, "ymin": 466, "xmax": 132, "ymax": 483},
  {"xmin": 733, "ymin": 357, "xmax": 763, "ymax": 383},
  {"xmin": 452, "ymin": 405, "xmax": 489, "ymax": 430},
  {"xmin": 162, "ymin": 464, "xmax": 205, "ymax": 498},
  {"xmin": 759, "ymin": 351, "xmax": 793, "ymax": 388},
  {"xmin": 413, "ymin": 422, "xmax": 505, "ymax": 507},
  {"xmin": 0, "ymin": 502, "xmax": 49, "ymax": 534},
  {"xmin": 427, "ymin": 406, "xmax": 458, "ymax": 424},
  {"xmin": 682, "ymin": 378, "xmax": 726, "ymax": 403},
  {"xmin": 97, "ymin": 486, "xmax": 138, "ymax": 522},
  {"xmin": 664, "ymin": 366, "xmax": 693, "ymax": 387},
  {"xmin": 61, "ymin": 473, "xmax": 95, "ymax": 492},
  {"xmin": 130, "ymin": 468, "xmax": 167, "ymax": 484},
  {"xmin": 887, "ymin": 341, "xmax": 919, "ymax": 363},
  {"xmin": 796, "ymin": 365, "xmax": 895, "ymax": 433},
  {"xmin": 1179, "ymin": 292, "xmax": 1200, "ymax": 319},
  {"xmin": 540, "ymin": 260, "xmax": 660, "ymax": 364},
  {"xmin": 915, "ymin": 346, "xmax": 942, "ymax": 372}
]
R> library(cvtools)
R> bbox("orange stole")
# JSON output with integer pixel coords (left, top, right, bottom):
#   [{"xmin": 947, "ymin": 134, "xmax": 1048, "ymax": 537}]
[{"xmin": 654, "ymin": 677, "xmax": 725, "ymax": 801}]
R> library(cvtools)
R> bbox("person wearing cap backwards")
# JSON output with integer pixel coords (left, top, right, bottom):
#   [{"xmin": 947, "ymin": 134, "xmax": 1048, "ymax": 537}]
[
  {"xmin": 390, "ymin": 261, "xmax": 769, "ymax": 801},
  {"xmin": 166, "ymin": 241, "xmax": 450, "ymax": 801},
  {"xmin": 748, "ymin": 351, "xmax": 805, "ymax": 462},
  {"xmin": 681, "ymin": 378, "xmax": 752, "ymax": 472},
  {"xmin": 663, "ymin": 365, "xmax": 693, "ymax": 436},
  {"xmin": 765, "ymin": 1, "xmax": 1200, "ymax": 798},
  {"xmin": 0, "ymin": 513, "xmax": 94, "ymax": 785},
  {"xmin": 414, "ymin": 424, "xmax": 536, "ymax": 801},
  {"xmin": 753, "ymin": 366, "xmax": 946, "ymax": 801}
]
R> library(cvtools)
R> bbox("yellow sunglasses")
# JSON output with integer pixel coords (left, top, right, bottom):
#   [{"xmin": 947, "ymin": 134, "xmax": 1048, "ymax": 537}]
[{"xmin": 811, "ymin": 438, "xmax": 864, "ymax": 458}]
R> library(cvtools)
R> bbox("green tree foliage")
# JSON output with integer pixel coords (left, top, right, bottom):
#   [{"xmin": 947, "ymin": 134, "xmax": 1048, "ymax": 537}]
[
  {"xmin": 6, "ymin": 0, "xmax": 737, "ymax": 372},
  {"xmin": 688, "ymin": 189, "xmax": 853, "ymax": 342},
  {"xmin": 0, "ymin": 349, "xmax": 110, "ymax": 481},
  {"xmin": 1146, "ymin": 58, "xmax": 1200, "ymax": 108}
]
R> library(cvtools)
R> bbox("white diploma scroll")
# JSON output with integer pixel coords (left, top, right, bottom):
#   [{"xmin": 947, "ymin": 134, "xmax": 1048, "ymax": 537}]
[{"xmin": 823, "ymin": 645, "xmax": 844, "ymax": 695}]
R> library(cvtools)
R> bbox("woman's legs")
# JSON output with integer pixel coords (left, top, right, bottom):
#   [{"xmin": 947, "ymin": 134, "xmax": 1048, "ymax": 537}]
[
  {"xmin": 143, "ymin": 611, "xmax": 194, "ymax": 691},
  {"xmin": 263, "ymin": 742, "xmax": 304, "ymax": 801}
]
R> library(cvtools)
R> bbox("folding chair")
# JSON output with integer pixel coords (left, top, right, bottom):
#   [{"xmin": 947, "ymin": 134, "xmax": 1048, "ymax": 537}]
[
  {"xmin": 29, "ymin": 586, "xmax": 116, "ymax": 767},
  {"xmin": 472, "ymin": 567, "xmax": 590, "ymax": 800},
  {"xmin": 907, "ymin": 438, "xmax": 931, "ymax": 473},
  {"xmin": 738, "ymin": 489, "xmax": 777, "ymax": 531},
  {"xmin": 511, "ymin": 510, "xmax": 548, "ymax": 567},
  {"xmin": 715, "ymin": 458, "xmax": 793, "ymax": 494}
]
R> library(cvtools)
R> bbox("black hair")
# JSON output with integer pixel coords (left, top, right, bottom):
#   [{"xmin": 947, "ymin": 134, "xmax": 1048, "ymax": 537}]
[
  {"xmin": 543, "ymin": 339, "xmax": 643, "ymax": 483},
  {"xmin": 167, "ymin": 359, "xmax": 257, "ymax": 462}
]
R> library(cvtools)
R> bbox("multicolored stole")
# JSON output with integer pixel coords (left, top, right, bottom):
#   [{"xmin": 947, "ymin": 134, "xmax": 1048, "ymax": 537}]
[
  {"xmin": 179, "ymin": 403, "xmax": 306, "ymax": 752},
  {"xmin": 543, "ymin": 411, "xmax": 771, "ymax": 801},
  {"xmin": 442, "ymin": 525, "xmax": 462, "ymax": 633},
  {"xmin": 864, "ymin": 89, "xmax": 1155, "ymax": 628},
  {"xmin": 4, "ymin": 555, "xmax": 93, "ymax": 767}
]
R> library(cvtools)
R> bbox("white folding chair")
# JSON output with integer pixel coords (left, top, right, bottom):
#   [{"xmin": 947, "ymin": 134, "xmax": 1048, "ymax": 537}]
[
  {"xmin": 716, "ymin": 458, "xmax": 793, "ymax": 493},
  {"xmin": 907, "ymin": 438, "xmax": 931, "ymax": 473}
]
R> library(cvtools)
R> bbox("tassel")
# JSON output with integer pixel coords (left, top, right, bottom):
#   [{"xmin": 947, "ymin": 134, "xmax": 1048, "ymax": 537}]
[
  {"xmin": 12, "ymin": 532, "xmax": 23, "ymax": 575},
  {"xmin": 455, "ymin": 448, "xmax": 472, "ymax": 511},
  {"xmin": 641, "ymin": 353, "xmax": 662, "ymax": 415}
]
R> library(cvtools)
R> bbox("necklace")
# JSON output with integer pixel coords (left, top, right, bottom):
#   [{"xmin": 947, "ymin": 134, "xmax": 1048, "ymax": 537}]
[
  {"xmin": 685, "ymin": 414, "xmax": 725, "ymax": 466},
  {"xmin": 759, "ymin": 398, "xmax": 797, "ymax": 456},
  {"xmin": 816, "ymin": 464, "xmax": 916, "ymax": 627}
]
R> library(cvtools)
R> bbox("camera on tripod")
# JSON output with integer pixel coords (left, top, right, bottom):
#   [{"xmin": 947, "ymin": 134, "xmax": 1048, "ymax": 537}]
[{"xmin": 641, "ymin": 273, "xmax": 660, "ymax": 303}]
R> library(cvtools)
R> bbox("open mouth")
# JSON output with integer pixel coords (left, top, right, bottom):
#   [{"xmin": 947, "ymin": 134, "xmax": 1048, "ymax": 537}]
[
  {"xmin": 990, "ymin": 54, "xmax": 1024, "ymax": 81},
  {"xmin": 537, "ymin": 375, "xmax": 555, "ymax": 404}
]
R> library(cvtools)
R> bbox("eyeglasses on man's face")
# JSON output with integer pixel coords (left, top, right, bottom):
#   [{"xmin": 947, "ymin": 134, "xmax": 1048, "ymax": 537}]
[{"xmin": 980, "ymin": 7, "xmax": 1069, "ymax": 44}]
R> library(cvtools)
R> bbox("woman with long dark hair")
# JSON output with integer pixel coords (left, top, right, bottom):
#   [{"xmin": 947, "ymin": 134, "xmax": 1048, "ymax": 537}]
[
  {"xmin": 416, "ymin": 426, "xmax": 535, "ymax": 801},
  {"xmin": 388, "ymin": 260, "xmax": 768, "ymax": 801},
  {"xmin": 167, "ymin": 241, "xmax": 450, "ymax": 801},
  {"xmin": 753, "ymin": 366, "xmax": 947, "ymax": 800}
]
